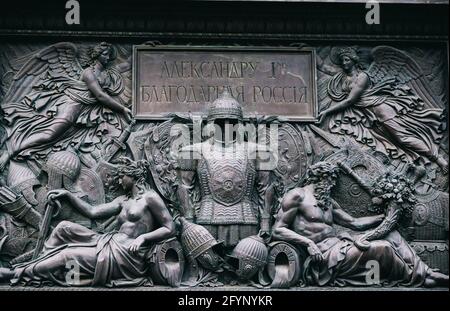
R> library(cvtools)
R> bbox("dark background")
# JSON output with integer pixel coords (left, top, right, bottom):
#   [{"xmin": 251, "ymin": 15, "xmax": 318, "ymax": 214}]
[{"xmin": 0, "ymin": 0, "xmax": 448, "ymax": 43}]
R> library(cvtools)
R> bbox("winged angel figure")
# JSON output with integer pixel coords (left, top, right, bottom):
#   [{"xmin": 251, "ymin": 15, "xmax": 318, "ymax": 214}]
[
  {"xmin": 317, "ymin": 46, "xmax": 448, "ymax": 174},
  {"xmin": 0, "ymin": 42, "xmax": 133, "ymax": 171}
]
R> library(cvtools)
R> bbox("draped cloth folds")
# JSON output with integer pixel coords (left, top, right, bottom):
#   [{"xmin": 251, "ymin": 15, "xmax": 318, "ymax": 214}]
[
  {"xmin": 1, "ymin": 69, "xmax": 124, "ymax": 160},
  {"xmin": 303, "ymin": 231, "xmax": 429, "ymax": 287},
  {"xmin": 326, "ymin": 72, "xmax": 445, "ymax": 163}
]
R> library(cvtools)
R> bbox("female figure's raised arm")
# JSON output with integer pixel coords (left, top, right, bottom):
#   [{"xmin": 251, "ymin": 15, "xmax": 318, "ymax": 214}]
[{"xmin": 47, "ymin": 189, "xmax": 123, "ymax": 219}]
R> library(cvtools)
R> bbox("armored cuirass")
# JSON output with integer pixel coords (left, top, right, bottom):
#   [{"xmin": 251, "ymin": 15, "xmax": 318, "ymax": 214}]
[{"xmin": 195, "ymin": 142, "xmax": 258, "ymax": 226}]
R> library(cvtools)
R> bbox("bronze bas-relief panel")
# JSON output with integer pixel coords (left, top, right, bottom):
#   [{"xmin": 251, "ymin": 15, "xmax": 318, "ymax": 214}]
[
  {"xmin": 133, "ymin": 46, "xmax": 318, "ymax": 121},
  {"xmin": 0, "ymin": 41, "xmax": 448, "ymax": 289}
]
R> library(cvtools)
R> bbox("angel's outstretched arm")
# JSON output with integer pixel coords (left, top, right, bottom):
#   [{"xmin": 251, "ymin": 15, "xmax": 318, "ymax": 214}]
[{"xmin": 323, "ymin": 72, "xmax": 370, "ymax": 115}]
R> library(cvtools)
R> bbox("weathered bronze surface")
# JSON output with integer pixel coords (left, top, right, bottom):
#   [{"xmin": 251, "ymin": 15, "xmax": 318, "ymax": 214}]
[{"xmin": 133, "ymin": 46, "xmax": 317, "ymax": 121}]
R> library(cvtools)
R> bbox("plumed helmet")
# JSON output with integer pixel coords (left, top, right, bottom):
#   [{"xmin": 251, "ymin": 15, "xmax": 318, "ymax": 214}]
[
  {"xmin": 46, "ymin": 148, "xmax": 81, "ymax": 182},
  {"xmin": 180, "ymin": 217, "xmax": 220, "ymax": 259},
  {"xmin": 207, "ymin": 90, "xmax": 243, "ymax": 122},
  {"xmin": 229, "ymin": 235, "xmax": 268, "ymax": 280}
]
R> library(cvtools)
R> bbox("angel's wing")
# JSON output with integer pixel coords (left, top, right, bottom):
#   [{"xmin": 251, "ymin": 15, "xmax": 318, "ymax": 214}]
[
  {"xmin": 368, "ymin": 46, "xmax": 444, "ymax": 109},
  {"xmin": 0, "ymin": 45, "xmax": 42, "ymax": 103},
  {"xmin": 315, "ymin": 46, "xmax": 340, "ymax": 112},
  {"xmin": 3, "ymin": 42, "xmax": 83, "ymax": 104},
  {"xmin": 116, "ymin": 68, "xmax": 132, "ymax": 107},
  {"xmin": 317, "ymin": 72, "xmax": 333, "ymax": 112}
]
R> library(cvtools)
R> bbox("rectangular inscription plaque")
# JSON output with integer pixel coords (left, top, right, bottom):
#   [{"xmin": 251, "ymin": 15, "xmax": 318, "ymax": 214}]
[{"xmin": 133, "ymin": 46, "xmax": 318, "ymax": 121}]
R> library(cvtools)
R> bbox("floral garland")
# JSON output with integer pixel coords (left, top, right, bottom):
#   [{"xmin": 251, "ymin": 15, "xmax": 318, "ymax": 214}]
[{"xmin": 371, "ymin": 172, "xmax": 417, "ymax": 215}]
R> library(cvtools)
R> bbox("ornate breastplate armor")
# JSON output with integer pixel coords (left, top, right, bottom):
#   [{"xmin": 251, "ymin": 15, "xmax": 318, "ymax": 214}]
[{"xmin": 195, "ymin": 142, "xmax": 258, "ymax": 226}]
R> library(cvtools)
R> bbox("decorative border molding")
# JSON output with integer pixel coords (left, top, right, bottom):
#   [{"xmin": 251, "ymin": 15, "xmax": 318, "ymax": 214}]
[{"xmin": 0, "ymin": 30, "xmax": 447, "ymax": 42}]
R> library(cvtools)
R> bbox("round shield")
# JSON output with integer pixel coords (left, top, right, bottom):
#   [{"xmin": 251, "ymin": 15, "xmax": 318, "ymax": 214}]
[
  {"xmin": 413, "ymin": 203, "xmax": 429, "ymax": 226},
  {"xmin": 75, "ymin": 168, "xmax": 105, "ymax": 205},
  {"xmin": 274, "ymin": 123, "xmax": 310, "ymax": 190},
  {"xmin": 410, "ymin": 189, "xmax": 449, "ymax": 240},
  {"xmin": 265, "ymin": 123, "xmax": 310, "ymax": 191},
  {"xmin": 326, "ymin": 149, "xmax": 391, "ymax": 218}
]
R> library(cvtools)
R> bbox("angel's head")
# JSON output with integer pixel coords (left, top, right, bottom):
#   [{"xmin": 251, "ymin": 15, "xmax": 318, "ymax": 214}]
[
  {"xmin": 90, "ymin": 42, "xmax": 116, "ymax": 67},
  {"xmin": 330, "ymin": 47, "xmax": 360, "ymax": 72}
]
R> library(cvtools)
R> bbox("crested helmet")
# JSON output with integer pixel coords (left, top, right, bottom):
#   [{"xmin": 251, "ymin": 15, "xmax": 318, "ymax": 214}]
[
  {"xmin": 207, "ymin": 90, "xmax": 243, "ymax": 122},
  {"xmin": 229, "ymin": 235, "xmax": 268, "ymax": 280}
]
